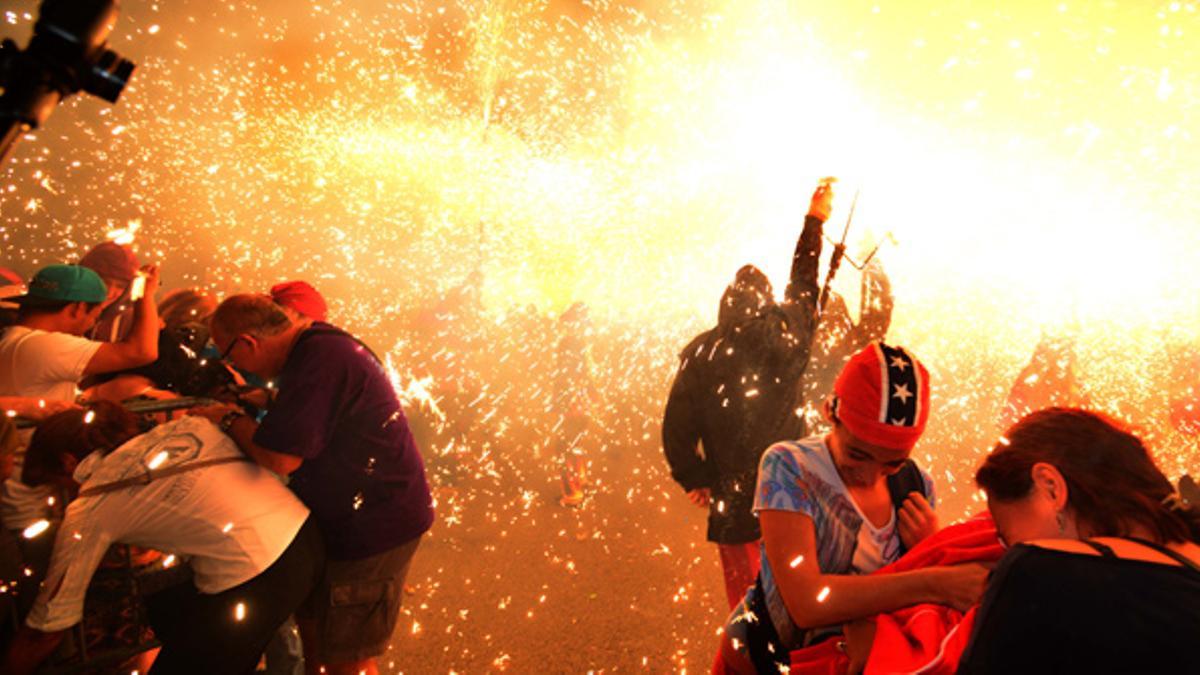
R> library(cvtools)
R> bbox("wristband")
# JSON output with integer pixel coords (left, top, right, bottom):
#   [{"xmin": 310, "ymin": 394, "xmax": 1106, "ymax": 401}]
[{"xmin": 218, "ymin": 409, "xmax": 245, "ymax": 434}]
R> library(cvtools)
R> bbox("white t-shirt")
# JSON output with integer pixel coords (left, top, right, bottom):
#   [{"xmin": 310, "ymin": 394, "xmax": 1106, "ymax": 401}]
[
  {"xmin": 0, "ymin": 326, "xmax": 101, "ymax": 403},
  {"xmin": 25, "ymin": 416, "xmax": 310, "ymax": 632},
  {"xmin": 851, "ymin": 501, "xmax": 897, "ymax": 573},
  {"xmin": 0, "ymin": 326, "xmax": 103, "ymax": 530}
]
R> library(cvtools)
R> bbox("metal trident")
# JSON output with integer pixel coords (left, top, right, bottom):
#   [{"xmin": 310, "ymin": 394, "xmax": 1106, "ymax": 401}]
[{"xmin": 815, "ymin": 188, "xmax": 893, "ymax": 320}]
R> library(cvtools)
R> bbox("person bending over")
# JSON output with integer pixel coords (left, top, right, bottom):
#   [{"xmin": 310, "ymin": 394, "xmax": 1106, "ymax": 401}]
[
  {"xmin": 191, "ymin": 295, "xmax": 433, "ymax": 675},
  {"xmin": 1, "ymin": 403, "xmax": 322, "ymax": 675},
  {"xmin": 718, "ymin": 342, "xmax": 988, "ymax": 674},
  {"xmin": 960, "ymin": 407, "xmax": 1200, "ymax": 674},
  {"xmin": 0, "ymin": 264, "xmax": 160, "ymax": 591}
]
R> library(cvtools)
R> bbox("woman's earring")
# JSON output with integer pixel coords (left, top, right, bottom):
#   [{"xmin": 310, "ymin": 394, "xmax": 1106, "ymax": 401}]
[{"xmin": 1055, "ymin": 511, "xmax": 1067, "ymax": 536}]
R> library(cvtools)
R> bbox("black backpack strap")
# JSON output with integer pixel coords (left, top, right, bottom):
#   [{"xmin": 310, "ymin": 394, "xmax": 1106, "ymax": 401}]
[
  {"xmin": 887, "ymin": 460, "xmax": 925, "ymax": 511},
  {"xmin": 887, "ymin": 460, "xmax": 927, "ymax": 556}
]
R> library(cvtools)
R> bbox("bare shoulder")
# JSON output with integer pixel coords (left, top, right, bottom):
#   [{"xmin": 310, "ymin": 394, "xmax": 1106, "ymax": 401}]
[
  {"xmin": 1026, "ymin": 537, "xmax": 1200, "ymax": 568},
  {"xmin": 1023, "ymin": 538, "xmax": 1100, "ymax": 556}
]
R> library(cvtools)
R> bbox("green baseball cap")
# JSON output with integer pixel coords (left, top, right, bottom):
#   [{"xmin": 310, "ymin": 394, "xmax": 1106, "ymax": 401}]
[{"xmin": 11, "ymin": 265, "xmax": 109, "ymax": 307}]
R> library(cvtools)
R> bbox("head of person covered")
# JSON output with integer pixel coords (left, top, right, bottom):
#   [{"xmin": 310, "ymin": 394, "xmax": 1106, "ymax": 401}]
[
  {"xmin": 718, "ymin": 264, "xmax": 774, "ymax": 325},
  {"xmin": 210, "ymin": 294, "xmax": 297, "ymax": 380},
  {"xmin": 11, "ymin": 264, "xmax": 110, "ymax": 335},
  {"xmin": 822, "ymin": 341, "xmax": 931, "ymax": 488},
  {"xmin": 79, "ymin": 241, "xmax": 140, "ymax": 309},
  {"xmin": 269, "ymin": 280, "xmax": 327, "ymax": 322},
  {"xmin": 22, "ymin": 400, "xmax": 141, "ymax": 489},
  {"xmin": 977, "ymin": 408, "xmax": 1200, "ymax": 547}
]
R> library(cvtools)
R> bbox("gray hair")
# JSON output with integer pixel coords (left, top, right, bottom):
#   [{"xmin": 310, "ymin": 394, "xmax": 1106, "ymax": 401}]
[{"xmin": 212, "ymin": 294, "xmax": 292, "ymax": 338}]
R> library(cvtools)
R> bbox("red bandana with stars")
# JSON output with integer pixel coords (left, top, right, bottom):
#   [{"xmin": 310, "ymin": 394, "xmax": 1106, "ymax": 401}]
[{"xmin": 831, "ymin": 341, "xmax": 930, "ymax": 450}]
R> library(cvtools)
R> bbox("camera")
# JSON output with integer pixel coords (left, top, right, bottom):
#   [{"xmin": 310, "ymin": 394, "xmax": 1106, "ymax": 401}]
[{"xmin": 0, "ymin": 0, "xmax": 135, "ymax": 164}]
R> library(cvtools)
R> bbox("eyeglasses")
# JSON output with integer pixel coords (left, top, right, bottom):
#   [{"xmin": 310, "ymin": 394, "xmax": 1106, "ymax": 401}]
[{"xmin": 217, "ymin": 334, "xmax": 249, "ymax": 363}]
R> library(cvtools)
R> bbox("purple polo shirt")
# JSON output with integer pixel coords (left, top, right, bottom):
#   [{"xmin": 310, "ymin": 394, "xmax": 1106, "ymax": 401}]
[{"xmin": 254, "ymin": 323, "xmax": 434, "ymax": 560}]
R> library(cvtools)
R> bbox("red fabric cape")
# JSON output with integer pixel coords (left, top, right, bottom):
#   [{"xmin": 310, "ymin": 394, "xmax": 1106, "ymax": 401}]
[{"xmin": 789, "ymin": 514, "xmax": 1005, "ymax": 675}]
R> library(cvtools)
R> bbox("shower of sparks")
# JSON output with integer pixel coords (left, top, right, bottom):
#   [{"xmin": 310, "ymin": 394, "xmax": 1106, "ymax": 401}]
[
  {"xmin": 2, "ymin": 0, "xmax": 1199, "ymax": 671},
  {"xmin": 22, "ymin": 519, "xmax": 50, "ymax": 539},
  {"xmin": 106, "ymin": 218, "xmax": 142, "ymax": 245}
]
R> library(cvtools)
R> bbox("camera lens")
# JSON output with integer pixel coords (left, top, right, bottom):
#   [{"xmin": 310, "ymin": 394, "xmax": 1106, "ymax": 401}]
[{"xmin": 85, "ymin": 49, "xmax": 135, "ymax": 103}]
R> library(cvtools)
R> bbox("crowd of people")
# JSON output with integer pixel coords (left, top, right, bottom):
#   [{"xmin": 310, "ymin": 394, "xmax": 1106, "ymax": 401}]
[
  {"xmin": 0, "ymin": 246, "xmax": 433, "ymax": 674},
  {"xmin": 662, "ymin": 181, "xmax": 1200, "ymax": 674},
  {"xmin": 0, "ymin": 179, "xmax": 1196, "ymax": 675}
]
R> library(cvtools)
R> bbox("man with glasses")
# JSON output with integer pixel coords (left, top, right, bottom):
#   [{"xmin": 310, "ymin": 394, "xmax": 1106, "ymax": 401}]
[{"xmin": 191, "ymin": 294, "xmax": 433, "ymax": 675}]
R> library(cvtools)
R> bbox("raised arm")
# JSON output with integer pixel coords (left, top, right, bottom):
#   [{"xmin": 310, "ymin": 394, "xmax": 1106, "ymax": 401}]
[
  {"xmin": 83, "ymin": 264, "xmax": 161, "ymax": 377},
  {"xmin": 783, "ymin": 180, "xmax": 834, "ymax": 313},
  {"xmin": 759, "ymin": 509, "xmax": 988, "ymax": 628}
]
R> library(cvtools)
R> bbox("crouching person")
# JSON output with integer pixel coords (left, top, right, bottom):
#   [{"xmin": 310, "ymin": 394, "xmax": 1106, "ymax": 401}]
[
  {"xmin": 1, "ymin": 403, "xmax": 323, "ymax": 675},
  {"xmin": 193, "ymin": 295, "xmax": 434, "ymax": 675},
  {"xmin": 717, "ymin": 342, "xmax": 988, "ymax": 673},
  {"xmin": 960, "ymin": 408, "xmax": 1200, "ymax": 673}
]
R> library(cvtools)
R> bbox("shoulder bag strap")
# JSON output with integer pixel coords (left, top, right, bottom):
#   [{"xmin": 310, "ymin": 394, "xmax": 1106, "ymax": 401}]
[
  {"xmin": 77, "ymin": 456, "xmax": 253, "ymax": 498},
  {"xmin": 1123, "ymin": 536, "xmax": 1200, "ymax": 573},
  {"xmin": 1080, "ymin": 539, "xmax": 1118, "ymax": 557}
]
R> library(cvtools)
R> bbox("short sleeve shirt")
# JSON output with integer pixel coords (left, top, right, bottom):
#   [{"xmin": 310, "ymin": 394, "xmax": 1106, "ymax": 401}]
[
  {"xmin": 0, "ymin": 326, "xmax": 102, "ymax": 530},
  {"xmin": 726, "ymin": 436, "xmax": 935, "ymax": 650},
  {"xmin": 254, "ymin": 324, "xmax": 434, "ymax": 560},
  {"xmin": 0, "ymin": 326, "xmax": 100, "ymax": 403},
  {"xmin": 26, "ymin": 417, "xmax": 308, "ymax": 632}
]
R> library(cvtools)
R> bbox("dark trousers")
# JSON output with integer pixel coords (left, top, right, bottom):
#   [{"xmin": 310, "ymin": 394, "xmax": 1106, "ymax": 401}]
[{"xmin": 145, "ymin": 517, "xmax": 324, "ymax": 675}]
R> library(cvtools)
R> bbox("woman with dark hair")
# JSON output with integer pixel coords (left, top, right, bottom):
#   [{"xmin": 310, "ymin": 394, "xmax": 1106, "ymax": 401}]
[{"xmin": 960, "ymin": 407, "xmax": 1200, "ymax": 674}]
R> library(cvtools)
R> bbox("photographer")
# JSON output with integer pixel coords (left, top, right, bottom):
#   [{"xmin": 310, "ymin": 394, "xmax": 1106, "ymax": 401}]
[
  {"xmin": 1, "ymin": 403, "xmax": 322, "ymax": 675},
  {"xmin": 86, "ymin": 287, "xmax": 225, "ymax": 404},
  {"xmin": 0, "ymin": 263, "xmax": 160, "ymax": 577},
  {"xmin": 192, "ymin": 294, "xmax": 433, "ymax": 675}
]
